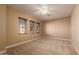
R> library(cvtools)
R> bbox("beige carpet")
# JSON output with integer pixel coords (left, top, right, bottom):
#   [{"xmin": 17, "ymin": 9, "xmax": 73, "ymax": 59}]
[{"xmin": 7, "ymin": 38, "xmax": 78, "ymax": 55}]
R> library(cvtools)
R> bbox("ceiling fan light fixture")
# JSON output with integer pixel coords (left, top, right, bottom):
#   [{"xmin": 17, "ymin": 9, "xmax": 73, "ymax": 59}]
[{"xmin": 42, "ymin": 9, "xmax": 48, "ymax": 14}]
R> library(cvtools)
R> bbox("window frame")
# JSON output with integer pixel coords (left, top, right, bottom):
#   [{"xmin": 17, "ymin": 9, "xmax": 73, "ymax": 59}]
[
  {"xmin": 19, "ymin": 17, "xmax": 27, "ymax": 34},
  {"xmin": 36, "ymin": 22, "xmax": 40, "ymax": 33},
  {"xmin": 29, "ymin": 20, "xmax": 35, "ymax": 34}
]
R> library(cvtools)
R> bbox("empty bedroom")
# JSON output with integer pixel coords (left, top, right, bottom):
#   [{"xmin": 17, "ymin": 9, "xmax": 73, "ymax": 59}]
[{"xmin": 0, "ymin": 4, "xmax": 79, "ymax": 55}]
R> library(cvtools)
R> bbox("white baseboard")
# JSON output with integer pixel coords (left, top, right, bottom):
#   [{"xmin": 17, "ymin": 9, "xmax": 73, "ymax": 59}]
[
  {"xmin": 53, "ymin": 37, "xmax": 71, "ymax": 41},
  {"xmin": 72, "ymin": 41, "xmax": 79, "ymax": 54},
  {"xmin": 42, "ymin": 36, "xmax": 71, "ymax": 41},
  {"xmin": 6, "ymin": 38, "xmax": 39, "ymax": 49},
  {"xmin": 0, "ymin": 50, "xmax": 7, "ymax": 55}
]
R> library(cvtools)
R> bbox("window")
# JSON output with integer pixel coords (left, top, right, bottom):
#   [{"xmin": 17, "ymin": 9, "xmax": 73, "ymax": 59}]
[
  {"xmin": 36, "ymin": 22, "xmax": 40, "ymax": 33},
  {"xmin": 30, "ymin": 20, "xmax": 35, "ymax": 34},
  {"xmin": 19, "ymin": 17, "xmax": 27, "ymax": 34}
]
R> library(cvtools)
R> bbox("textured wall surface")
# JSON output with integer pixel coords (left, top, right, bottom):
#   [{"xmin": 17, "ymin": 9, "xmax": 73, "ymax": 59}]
[
  {"xmin": 0, "ymin": 5, "xmax": 6, "ymax": 51},
  {"xmin": 42, "ymin": 17, "xmax": 71, "ymax": 39},
  {"xmin": 71, "ymin": 5, "xmax": 79, "ymax": 53},
  {"xmin": 6, "ymin": 6, "xmax": 41, "ymax": 46}
]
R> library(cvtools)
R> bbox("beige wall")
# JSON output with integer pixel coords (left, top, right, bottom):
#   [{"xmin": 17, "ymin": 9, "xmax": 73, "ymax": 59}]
[
  {"xmin": 6, "ymin": 6, "xmax": 41, "ymax": 46},
  {"xmin": 42, "ymin": 17, "xmax": 71, "ymax": 39},
  {"xmin": 0, "ymin": 5, "xmax": 6, "ymax": 51},
  {"xmin": 71, "ymin": 5, "xmax": 79, "ymax": 53}
]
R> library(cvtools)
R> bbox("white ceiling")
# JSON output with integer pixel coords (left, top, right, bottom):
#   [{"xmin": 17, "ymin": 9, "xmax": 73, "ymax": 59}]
[{"xmin": 8, "ymin": 4, "xmax": 75, "ymax": 21}]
